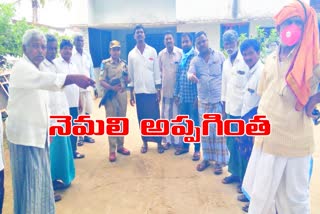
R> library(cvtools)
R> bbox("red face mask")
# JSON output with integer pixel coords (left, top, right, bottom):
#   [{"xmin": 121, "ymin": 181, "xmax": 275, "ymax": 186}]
[{"xmin": 280, "ymin": 24, "xmax": 302, "ymax": 46}]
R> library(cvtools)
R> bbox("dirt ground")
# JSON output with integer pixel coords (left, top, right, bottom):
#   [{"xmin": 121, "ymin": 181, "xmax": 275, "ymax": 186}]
[{"xmin": 2, "ymin": 98, "xmax": 320, "ymax": 214}]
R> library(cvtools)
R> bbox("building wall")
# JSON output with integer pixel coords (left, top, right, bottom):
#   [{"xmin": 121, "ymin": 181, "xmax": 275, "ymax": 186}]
[
  {"xmin": 177, "ymin": 18, "xmax": 275, "ymax": 50},
  {"xmin": 111, "ymin": 26, "xmax": 177, "ymax": 60},
  {"xmin": 112, "ymin": 29, "xmax": 132, "ymax": 60},
  {"xmin": 88, "ymin": 0, "xmax": 176, "ymax": 26},
  {"xmin": 67, "ymin": 27, "xmax": 91, "ymax": 53},
  {"xmin": 177, "ymin": 23, "xmax": 221, "ymax": 50}
]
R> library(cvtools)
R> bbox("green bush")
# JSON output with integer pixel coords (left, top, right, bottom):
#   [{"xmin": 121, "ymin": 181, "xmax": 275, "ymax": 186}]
[{"xmin": 0, "ymin": 3, "xmax": 73, "ymax": 69}]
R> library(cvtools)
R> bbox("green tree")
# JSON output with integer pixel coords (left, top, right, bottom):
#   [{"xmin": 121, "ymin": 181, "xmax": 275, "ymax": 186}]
[
  {"xmin": 0, "ymin": 3, "xmax": 68, "ymax": 68},
  {"xmin": 238, "ymin": 26, "xmax": 279, "ymax": 61},
  {"xmin": 0, "ymin": 3, "xmax": 32, "ymax": 57}
]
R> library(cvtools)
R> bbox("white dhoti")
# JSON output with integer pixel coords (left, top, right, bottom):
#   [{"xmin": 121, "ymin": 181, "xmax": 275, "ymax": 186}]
[
  {"xmin": 242, "ymin": 147, "xmax": 312, "ymax": 214},
  {"xmin": 79, "ymin": 90, "xmax": 93, "ymax": 115},
  {"xmin": 161, "ymin": 97, "xmax": 179, "ymax": 145}
]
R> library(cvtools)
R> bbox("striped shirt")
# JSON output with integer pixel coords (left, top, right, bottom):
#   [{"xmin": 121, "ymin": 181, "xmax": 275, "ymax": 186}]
[{"xmin": 173, "ymin": 48, "xmax": 198, "ymax": 103}]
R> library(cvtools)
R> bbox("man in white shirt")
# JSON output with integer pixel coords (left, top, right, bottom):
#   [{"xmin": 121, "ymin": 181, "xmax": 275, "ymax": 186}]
[
  {"xmin": 235, "ymin": 39, "xmax": 263, "ymax": 212},
  {"xmin": 221, "ymin": 30, "xmax": 249, "ymax": 186},
  {"xmin": 6, "ymin": 29, "xmax": 94, "ymax": 214},
  {"xmin": 128, "ymin": 25, "xmax": 165, "ymax": 154},
  {"xmin": 158, "ymin": 31, "xmax": 182, "ymax": 150},
  {"xmin": 45, "ymin": 34, "xmax": 76, "ymax": 197},
  {"xmin": 54, "ymin": 39, "xmax": 85, "ymax": 159},
  {"xmin": 72, "ymin": 34, "xmax": 95, "ymax": 145}
]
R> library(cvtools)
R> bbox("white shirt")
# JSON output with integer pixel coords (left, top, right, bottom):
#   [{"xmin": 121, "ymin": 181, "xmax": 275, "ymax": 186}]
[
  {"xmin": 6, "ymin": 56, "xmax": 66, "ymax": 148},
  {"xmin": 43, "ymin": 59, "xmax": 70, "ymax": 125},
  {"xmin": 54, "ymin": 57, "xmax": 80, "ymax": 108},
  {"xmin": 128, "ymin": 44, "xmax": 161, "ymax": 94},
  {"xmin": 241, "ymin": 60, "xmax": 264, "ymax": 116},
  {"xmin": 158, "ymin": 46, "xmax": 182, "ymax": 98},
  {"xmin": 221, "ymin": 51, "xmax": 249, "ymax": 116},
  {"xmin": 0, "ymin": 120, "xmax": 4, "ymax": 170},
  {"xmin": 72, "ymin": 50, "xmax": 94, "ymax": 92}
]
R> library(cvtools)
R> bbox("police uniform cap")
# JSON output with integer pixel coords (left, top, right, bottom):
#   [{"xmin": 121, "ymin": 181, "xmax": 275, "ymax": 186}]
[{"xmin": 110, "ymin": 40, "xmax": 121, "ymax": 49}]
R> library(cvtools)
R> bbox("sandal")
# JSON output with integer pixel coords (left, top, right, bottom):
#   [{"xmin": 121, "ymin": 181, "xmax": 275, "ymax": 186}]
[
  {"xmin": 117, "ymin": 147, "xmax": 131, "ymax": 155},
  {"xmin": 196, "ymin": 160, "xmax": 210, "ymax": 172},
  {"xmin": 140, "ymin": 145, "xmax": 148, "ymax": 154},
  {"xmin": 84, "ymin": 136, "xmax": 95, "ymax": 143},
  {"xmin": 157, "ymin": 144, "xmax": 165, "ymax": 154},
  {"xmin": 222, "ymin": 175, "xmax": 240, "ymax": 184},
  {"xmin": 53, "ymin": 180, "xmax": 66, "ymax": 191},
  {"xmin": 237, "ymin": 194, "xmax": 249, "ymax": 202},
  {"xmin": 77, "ymin": 139, "xmax": 84, "ymax": 147},
  {"xmin": 73, "ymin": 152, "xmax": 85, "ymax": 159},
  {"xmin": 242, "ymin": 204, "xmax": 249, "ymax": 213},
  {"xmin": 213, "ymin": 163, "xmax": 223, "ymax": 175},
  {"xmin": 163, "ymin": 142, "xmax": 171, "ymax": 150},
  {"xmin": 192, "ymin": 151, "xmax": 200, "ymax": 161},
  {"xmin": 54, "ymin": 193, "xmax": 62, "ymax": 202},
  {"xmin": 174, "ymin": 148, "xmax": 189, "ymax": 155}
]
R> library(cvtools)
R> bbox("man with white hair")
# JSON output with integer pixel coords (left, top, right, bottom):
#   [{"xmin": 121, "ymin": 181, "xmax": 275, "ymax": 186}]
[
  {"xmin": 221, "ymin": 29, "xmax": 249, "ymax": 189},
  {"xmin": 6, "ymin": 29, "xmax": 95, "ymax": 214}
]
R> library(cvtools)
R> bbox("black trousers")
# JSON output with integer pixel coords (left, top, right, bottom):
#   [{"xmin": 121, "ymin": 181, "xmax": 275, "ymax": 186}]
[{"xmin": 69, "ymin": 107, "xmax": 79, "ymax": 154}]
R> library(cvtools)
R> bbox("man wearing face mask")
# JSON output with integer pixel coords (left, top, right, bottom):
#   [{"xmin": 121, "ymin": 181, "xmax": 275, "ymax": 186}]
[
  {"xmin": 242, "ymin": 1, "xmax": 320, "ymax": 213},
  {"xmin": 158, "ymin": 32, "xmax": 182, "ymax": 150},
  {"xmin": 221, "ymin": 30, "xmax": 249, "ymax": 189},
  {"xmin": 188, "ymin": 31, "xmax": 229, "ymax": 174}
]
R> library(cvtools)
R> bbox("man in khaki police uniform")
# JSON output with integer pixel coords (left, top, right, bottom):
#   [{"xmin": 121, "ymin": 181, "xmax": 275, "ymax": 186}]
[{"xmin": 100, "ymin": 40, "xmax": 130, "ymax": 162}]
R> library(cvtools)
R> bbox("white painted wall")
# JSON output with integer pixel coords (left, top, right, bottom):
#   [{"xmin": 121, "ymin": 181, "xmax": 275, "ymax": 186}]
[
  {"xmin": 177, "ymin": 23, "xmax": 221, "ymax": 50},
  {"xmin": 176, "ymin": 0, "xmax": 232, "ymax": 21},
  {"xmin": 88, "ymin": 0, "xmax": 176, "ymax": 26},
  {"xmin": 239, "ymin": 0, "xmax": 309, "ymax": 18}
]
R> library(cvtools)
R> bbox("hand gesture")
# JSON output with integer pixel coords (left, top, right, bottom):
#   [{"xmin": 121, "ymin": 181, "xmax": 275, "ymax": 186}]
[
  {"xmin": 67, "ymin": 75, "xmax": 96, "ymax": 89},
  {"xmin": 189, "ymin": 74, "xmax": 199, "ymax": 83},
  {"xmin": 130, "ymin": 94, "xmax": 135, "ymax": 106}
]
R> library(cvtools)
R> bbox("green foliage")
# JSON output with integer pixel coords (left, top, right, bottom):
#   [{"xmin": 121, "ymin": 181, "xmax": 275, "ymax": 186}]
[
  {"xmin": 0, "ymin": 3, "xmax": 72, "ymax": 68},
  {"xmin": 238, "ymin": 33, "xmax": 248, "ymax": 44},
  {"xmin": 38, "ymin": 0, "xmax": 72, "ymax": 9},
  {"xmin": 237, "ymin": 26, "xmax": 279, "ymax": 61},
  {"xmin": 0, "ymin": 3, "xmax": 32, "ymax": 57},
  {"xmin": 55, "ymin": 34, "xmax": 72, "ymax": 46}
]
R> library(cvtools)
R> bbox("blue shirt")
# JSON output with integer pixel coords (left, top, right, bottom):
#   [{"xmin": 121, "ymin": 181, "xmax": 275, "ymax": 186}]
[
  {"xmin": 174, "ymin": 48, "xmax": 198, "ymax": 103},
  {"xmin": 188, "ymin": 49, "xmax": 225, "ymax": 104}
]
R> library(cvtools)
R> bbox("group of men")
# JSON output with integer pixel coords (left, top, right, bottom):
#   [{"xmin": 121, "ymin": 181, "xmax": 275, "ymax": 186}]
[
  {"xmin": 3, "ymin": 30, "xmax": 96, "ymax": 214},
  {"xmin": 44, "ymin": 34, "xmax": 97, "ymax": 202},
  {"xmin": 99, "ymin": 1, "xmax": 320, "ymax": 214},
  {"xmin": 1, "ymin": 0, "xmax": 320, "ymax": 213}
]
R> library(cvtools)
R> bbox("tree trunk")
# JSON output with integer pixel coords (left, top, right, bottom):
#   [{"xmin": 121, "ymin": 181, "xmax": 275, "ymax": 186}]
[{"xmin": 32, "ymin": 0, "xmax": 39, "ymax": 24}]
